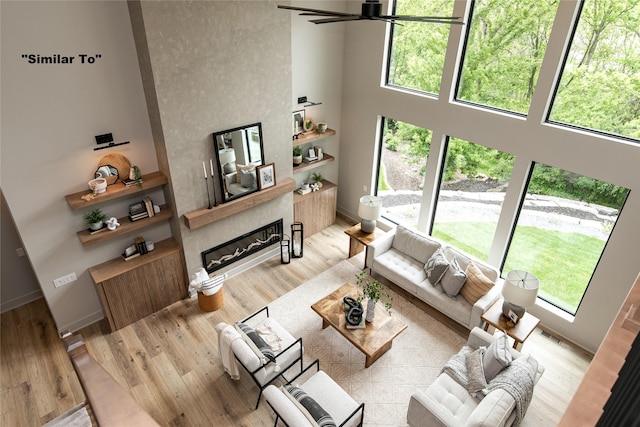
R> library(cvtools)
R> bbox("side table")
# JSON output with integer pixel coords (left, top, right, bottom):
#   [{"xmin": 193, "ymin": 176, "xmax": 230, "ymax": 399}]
[
  {"xmin": 344, "ymin": 223, "xmax": 382, "ymax": 267},
  {"xmin": 481, "ymin": 298, "xmax": 540, "ymax": 350}
]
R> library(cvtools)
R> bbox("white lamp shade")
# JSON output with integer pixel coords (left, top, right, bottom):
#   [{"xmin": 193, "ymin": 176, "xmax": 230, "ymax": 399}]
[
  {"xmin": 502, "ymin": 270, "xmax": 539, "ymax": 308},
  {"xmin": 358, "ymin": 195, "xmax": 381, "ymax": 220},
  {"xmin": 219, "ymin": 148, "xmax": 236, "ymax": 164}
]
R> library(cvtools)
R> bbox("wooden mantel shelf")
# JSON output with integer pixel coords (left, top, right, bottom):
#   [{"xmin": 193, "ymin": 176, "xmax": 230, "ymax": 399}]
[{"xmin": 183, "ymin": 177, "xmax": 296, "ymax": 229}]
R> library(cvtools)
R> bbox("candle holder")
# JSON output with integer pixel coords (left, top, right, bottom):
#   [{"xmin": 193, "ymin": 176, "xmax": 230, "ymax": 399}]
[
  {"xmin": 291, "ymin": 222, "xmax": 304, "ymax": 258},
  {"xmin": 204, "ymin": 177, "xmax": 213, "ymax": 209},
  {"xmin": 280, "ymin": 234, "xmax": 291, "ymax": 264}
]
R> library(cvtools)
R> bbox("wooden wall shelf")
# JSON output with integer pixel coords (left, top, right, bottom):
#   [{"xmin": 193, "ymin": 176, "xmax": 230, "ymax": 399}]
[
  {"xmin": 65, "ymin": 171, "xmax": 168, "ymax": 210},
  {"xmin": 183, "ymin": 177, "xmax": 296, "ymax": 230},
  {"xmin": 293, "ymin": 153, "xmax": 335, "ymax": 174},
  {"xmin": 293, "ymin": 128, "xmax": 336, "ymax": 147},
  {"xmin": 77, "ymin": 205, "xmax": 173, "ymax": 247}
]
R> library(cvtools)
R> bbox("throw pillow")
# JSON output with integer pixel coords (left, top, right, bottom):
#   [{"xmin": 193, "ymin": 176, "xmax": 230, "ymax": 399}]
[
  {"xmin": 234, "ymin": 322, "xmax": 276, "ymax": 364},
  {"xmin": 483, "ymin": 332, "xmax": 512, "ymax": 381},
  {"xmin": 424, "ymin": 247, "xmax": 450, "ymax": 285},
  {"xmin": 460, "ymin": 261, "xmax": 495, "ymax": 305},
  {"xmin": 239, "ymin": 168, "xmax": 256, "ymax": 188},
  {"xmin": 284, "ymin": 385, "xmax": 337, "ymax": 427},
  {"xmin": 440, "ymin": 257, "xmax": 467, "ymax": 297},
  {"xmin": 466, "ymin": 347, "xmax": 487, "ymax": 394},
  {"xmin": 235, "ymin": 164, "xmax": 255, "ymax": 183}
]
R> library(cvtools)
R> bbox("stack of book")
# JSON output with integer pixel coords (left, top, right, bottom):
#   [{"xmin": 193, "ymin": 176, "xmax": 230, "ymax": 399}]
[
  {"xmin": 121, "ymin": 243, "xmax": 140, "ymax": 261},
  {"xmin": 128, "ymin": 197, "xmax": 154, "ymax": 221},
  {"xmin": 122, "ymin": 177, "xmax": 143, "ymax": 187},
  {"xmin": 134, "ymin": 236, "xmax": 148, "ymax": 255}
]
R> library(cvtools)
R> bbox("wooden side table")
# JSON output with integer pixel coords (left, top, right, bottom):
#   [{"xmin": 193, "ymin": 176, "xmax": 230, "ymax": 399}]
[
  {"xmin": 344, "ymin": 223, "xmax": 382, "ymax": 267},
  {"xmin": 481, "ymin": 298, "xmax": 540, "ymax": 350}
]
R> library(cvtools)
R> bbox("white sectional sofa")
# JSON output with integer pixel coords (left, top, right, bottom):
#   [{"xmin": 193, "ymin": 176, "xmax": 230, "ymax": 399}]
[{"xmin": 366, "ymin": 225, "xmax": 503, "ymax": 330}]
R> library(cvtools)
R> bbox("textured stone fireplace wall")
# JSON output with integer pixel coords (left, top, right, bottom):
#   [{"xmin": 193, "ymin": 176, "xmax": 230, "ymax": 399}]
[{"xmin": 129, "ymin": 1, "xmax": 293, "ymax": 275}]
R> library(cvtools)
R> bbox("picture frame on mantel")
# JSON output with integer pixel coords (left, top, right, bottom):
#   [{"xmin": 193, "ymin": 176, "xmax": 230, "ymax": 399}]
[{"xmin": 257, "ymin": 163, "xmax": 276, "ymax": 190}]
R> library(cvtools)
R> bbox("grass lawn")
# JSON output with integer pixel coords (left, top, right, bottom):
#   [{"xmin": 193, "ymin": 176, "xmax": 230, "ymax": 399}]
[{"xmin": 432, "ymin": 222, "xmax": 606, "ymax": 314}]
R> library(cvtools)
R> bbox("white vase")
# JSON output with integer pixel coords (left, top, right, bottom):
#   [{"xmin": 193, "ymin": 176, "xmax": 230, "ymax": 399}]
[
  {"xmin": 89, "ymin": 220, "xmax": 103, "ymax": 231},
  {"xmin": 366, "ymin": 299, "xmax": 376, "ymax": 322}
]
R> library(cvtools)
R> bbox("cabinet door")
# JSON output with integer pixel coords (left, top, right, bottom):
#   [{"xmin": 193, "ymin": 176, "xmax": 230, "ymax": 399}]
[
  {"xmin": 100, "ymin": 251, "xmax": 186, "ymax": 330},
  {"xmin": 294, "ymin": 186, "xmax": 337, "ymax": 236}
]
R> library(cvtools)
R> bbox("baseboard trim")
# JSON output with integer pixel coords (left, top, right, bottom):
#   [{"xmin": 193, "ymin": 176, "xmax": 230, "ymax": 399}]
[{"xmin": 0, "ymin": 290, "xmax": 44, "ymax": 314}]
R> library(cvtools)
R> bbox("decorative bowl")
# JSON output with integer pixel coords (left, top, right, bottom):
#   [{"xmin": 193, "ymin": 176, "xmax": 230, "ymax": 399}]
[
  {"xmin": 316, "ymin": 122, "xmax": 328, "ymax": 134},
  {"xmin": 88, "ymin": 178, "xmax": 107, "ymax": 194}
]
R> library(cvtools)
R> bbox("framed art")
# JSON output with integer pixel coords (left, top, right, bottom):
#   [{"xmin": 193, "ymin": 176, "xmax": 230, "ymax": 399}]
[
  {"xmin": 257, "ymin": 163, "xmax": 276, "ymax": 190},
  {"xmin": 292, "ymin": 110, "xmax": 305, "ymax": 135}
]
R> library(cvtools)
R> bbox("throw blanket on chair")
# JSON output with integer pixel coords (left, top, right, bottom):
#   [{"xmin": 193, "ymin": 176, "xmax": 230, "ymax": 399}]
[
  {"xmin": 215, "ymin": 322, "xmax": 242, "ymax": 380},
  {"xmin": 441, "ymin": 347, "xmax": 536, "ymax": 427}
]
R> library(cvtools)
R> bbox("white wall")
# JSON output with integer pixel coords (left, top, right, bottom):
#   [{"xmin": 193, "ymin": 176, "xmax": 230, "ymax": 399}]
[
  {"xmin": 336, "ymin": 1, "xmax": 640, "ymax": 352},
  {"xmin": 1, "ymin": 1, "xmax": 170, "ymax": 332}
]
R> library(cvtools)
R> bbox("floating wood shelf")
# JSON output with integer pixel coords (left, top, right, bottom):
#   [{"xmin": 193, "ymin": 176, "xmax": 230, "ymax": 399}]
[
  {"xmin": 65, "ymin": 171, "xmax": 168, "ymax": 210},
  {"xmin": 293, "ymin": 153, "xmax": 335, "ymax": 174},
  {"xmin": 293, "ymin": 128, "xmax": 336, "ymax": 147},
  {"xmin": 183, "ymin": 177, "xmax": 296, "ymax": 230},
  {"xmin": 77, "ymin": 204, "xmax": 173, "ymax": 247}
]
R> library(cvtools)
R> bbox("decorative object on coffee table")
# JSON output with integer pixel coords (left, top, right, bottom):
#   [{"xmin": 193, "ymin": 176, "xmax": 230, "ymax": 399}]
[
  {"xmin": 355, "ymin": 271, "xmax": 392, "ymax": 322},
  {"xmin": 358, "ymin": 195, "xmax": 381, "ymax": 234},
  {"xmin": 501, "ymin": 270, "xmax": 539, "ymax": 323}
]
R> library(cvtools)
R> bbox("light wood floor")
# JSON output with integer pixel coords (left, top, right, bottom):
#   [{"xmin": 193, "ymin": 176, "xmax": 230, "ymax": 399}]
[{"xmin": 1, "ymin": 216, "xmax": 592, "ymax": 426}]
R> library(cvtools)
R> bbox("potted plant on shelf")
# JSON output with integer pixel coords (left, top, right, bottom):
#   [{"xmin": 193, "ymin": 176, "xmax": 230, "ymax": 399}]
[
  {"xmin": 293, "ymin": 146, "xmax": 303, "ymax": 166},
  {"xmin": 129, "ymin": 165, "xmax": 143, "ymax": 188},
  {"xmin": 355, "ymin": 271, "xmax": 392, "ymax": 322},
  {"xmin": 311, "ymin": 171, "xmax": 323, "ymax": 188},
  {"xmin": 83, "ymin": 208, "xmax": 107, "ymax": 231}
]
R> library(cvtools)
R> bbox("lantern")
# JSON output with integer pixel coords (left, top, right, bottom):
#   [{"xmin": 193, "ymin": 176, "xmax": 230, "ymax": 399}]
[
  {"xmin": 280, "ymin": 234, "xmax": 291, "ymax": 264},
  {"xmin": 291, "ymin": 222, "xmax": 304, "ymax": 258}
]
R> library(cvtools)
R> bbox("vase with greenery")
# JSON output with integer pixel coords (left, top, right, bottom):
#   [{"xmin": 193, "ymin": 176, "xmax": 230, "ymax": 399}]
[
  {"xmin": 129, "ymin": 165, "xmax": 142, "ymax": 188},
  {"xmin": 83, "ymin": 208, "xmax": 107, "ymax": 231},
  {"xmin": 355, "ymin": 271, "xmax": 392, "ymax": 322},
  {"xmin": 293, "ymin": 146, "xmax": 303, "ymax": 165}
]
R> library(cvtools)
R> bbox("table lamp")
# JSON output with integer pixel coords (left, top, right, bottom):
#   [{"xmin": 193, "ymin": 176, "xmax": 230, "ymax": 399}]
[
  {"xmin": 501, "ymin": 270, "xmax": 539, "ymax": 323},
  {"xmin": 358, "ymin": 195, "xmax": 381, "ymax": 234},
  {"xmin": 219, "ymin": 148, "xmax": 236, "ymax": 174}
]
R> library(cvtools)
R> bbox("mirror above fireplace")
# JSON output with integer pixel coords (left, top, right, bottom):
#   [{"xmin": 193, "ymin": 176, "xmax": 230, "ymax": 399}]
[{"xmin": 212, "ymin": 122, "xmax": 265, "ymax": 203}]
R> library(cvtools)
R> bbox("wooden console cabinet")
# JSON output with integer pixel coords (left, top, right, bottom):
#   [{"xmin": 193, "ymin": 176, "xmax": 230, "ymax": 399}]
[
  {"xmin": 293, "ymin": 180, "xmax": 337, "ymax": 237},
  {"xmin": 88, "ymin": 237, "xmax": 187, "ymax": 332}
]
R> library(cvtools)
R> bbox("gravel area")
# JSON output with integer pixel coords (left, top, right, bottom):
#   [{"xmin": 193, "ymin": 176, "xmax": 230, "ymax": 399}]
[{"xmin": 380, "ymin": 147, "xmax": 617, "ymax": 240}]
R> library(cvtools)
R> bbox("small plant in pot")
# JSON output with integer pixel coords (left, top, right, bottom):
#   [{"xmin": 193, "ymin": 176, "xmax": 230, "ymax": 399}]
[
  {"xmin": 83, "ymin": 208, "xmax": 107, "ymax": 231},
  {"xmin": 129, "ymin": 165, "xmax": 143, "ymax": 188},
  {"xmin": 293, "ymin": 146, "xmax": 303, "ymax": 166},
  {"xmin": 355, "ymin": 271, "xmax": 392, "ymax": 322},
  {"xmin": 311, "ymin": 171, "xmax": 323, "ymax": 188}
]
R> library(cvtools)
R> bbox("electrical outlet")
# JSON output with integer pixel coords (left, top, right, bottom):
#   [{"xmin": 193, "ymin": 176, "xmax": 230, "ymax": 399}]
[
  {"xmin": 297, "ymin": 96, "xmax": 307, "ymax": 104},
  {"xmin": 363, "ymin": 185, "xmax": 367, "ymax": 192},
  {"xmin": 16, "ymin": 247, "xmax": 26, "ymax": 257},
  {"xmin": 53, "ymin": 272, "xmax": 77, "ymax": 288}
]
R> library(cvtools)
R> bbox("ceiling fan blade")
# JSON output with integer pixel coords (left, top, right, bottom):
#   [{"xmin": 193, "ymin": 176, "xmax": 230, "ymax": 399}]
[
  {"xmin": 382, "ymin": 15, "xmax": 464, "ymax": 25},
  {"xmin": 277, "ymin": 4, "xmax": 353, "ymax": 17},
  {"xmin": 309, "ymin": 16, "xmax": 364, "ymax": 24},
  {"xmin": 300, "ymin": 12, "xmax": 359, "ymax": 17}
]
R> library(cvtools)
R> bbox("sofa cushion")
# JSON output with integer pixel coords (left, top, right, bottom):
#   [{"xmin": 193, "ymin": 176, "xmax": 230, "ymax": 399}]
[
  {"xmin": 239, "ymin": 168, "xmax": 256, "ymax": 188},
  {"xmin": 392, "ymin": 225, "xmax": 440, "ymax": 264},
  {"xmin": 373, "ymin": 248, "xmax": 425, "ymax": 295},
  {"xmin": 424, "ymin": 247, "xmax": 450, "ymax": 285},
  {"xmin": 465, "ymin": 348, "xmax": 487, "ymax": 394},
  {"xmin": 416, "ymin": 282, "xmax": 473, "ymax": 327},
  {"xmin": 483, "ymin": 332, "xmax": 512, "ymax": 381},
  {"xmin": 460, "ymin": 261, "xmax": 495, "ymax": 305},
  {"xmin": 440, "ymin": 258, "xmax": 467, "ymax": 297},
  {"xmin": 443, "ymin": 246, "xmax": 499, "ymax": 283},
  {"xmin": 463, "ymin": 389, "xmax": 516, "ymax": 427},
  {"xmin": 235, "ymin": 163, "xmax": 255, "ymax": 183}
]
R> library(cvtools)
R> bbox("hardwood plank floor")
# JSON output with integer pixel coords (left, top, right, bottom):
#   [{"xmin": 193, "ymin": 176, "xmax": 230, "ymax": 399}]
[{"xmin": 0, "ymin": 216, "xmax": 592, "ymax": 426}]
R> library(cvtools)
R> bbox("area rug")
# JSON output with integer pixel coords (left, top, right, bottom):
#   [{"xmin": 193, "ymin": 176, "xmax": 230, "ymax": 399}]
[{"xmin": 268, "ymin": 260, "xmax": 466, "ymax": 426}]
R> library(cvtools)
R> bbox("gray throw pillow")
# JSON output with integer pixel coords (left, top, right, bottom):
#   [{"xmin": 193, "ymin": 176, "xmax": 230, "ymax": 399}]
[
  {"xmin": 440, "ymin": 257, "xmax": 467, "ymax": 297},
  {"xmin": 284, "ymin": 385, "xmax": 337, "ymax": 427},
  {"xmin": 424, "ymin": 247, "xmax": 450, "ymax": 285},
  {"xmin": 466, "ymin": 347, "xmax": 487, "ymax": 394},
  {"xmin": 240, "ymin": 169, "xmax": 256, "ymax": 188},
  {"xmin": 483, "ymin": 332, "xmax": 512, "ymax": 381}
]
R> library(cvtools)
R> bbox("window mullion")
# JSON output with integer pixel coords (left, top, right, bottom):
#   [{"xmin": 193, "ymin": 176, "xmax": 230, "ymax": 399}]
[
  {"xmin": 440, "ymin": 0, "xmax": 471, "ymax": 103},
  {"xmin": 417, "ymin": 131, "xmax": 447, "ymax": 233}
]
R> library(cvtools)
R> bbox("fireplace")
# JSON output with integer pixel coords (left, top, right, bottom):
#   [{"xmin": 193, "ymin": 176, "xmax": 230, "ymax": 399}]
[{"xmin": 201, "ymin": 219, "xmax": 283, "ymax": 274}]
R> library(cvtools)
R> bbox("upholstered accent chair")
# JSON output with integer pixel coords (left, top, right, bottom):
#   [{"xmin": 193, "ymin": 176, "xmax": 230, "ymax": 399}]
[
  {"xmin": 216, "ymin": 306, "xmax": 304, "ymax": 409},
  {"xmin": 264, "ymin": 359, "xmax": 365, "ymax": 427}
]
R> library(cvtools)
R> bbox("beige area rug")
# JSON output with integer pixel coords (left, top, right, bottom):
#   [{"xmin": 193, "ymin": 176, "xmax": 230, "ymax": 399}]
[
  {"xmin": 268, "ymin": 260, "xmax": 466, "ymax": 427},
  {"xmin": 42, "ymin": 403, "xmax": 91, "ymax": 427}
]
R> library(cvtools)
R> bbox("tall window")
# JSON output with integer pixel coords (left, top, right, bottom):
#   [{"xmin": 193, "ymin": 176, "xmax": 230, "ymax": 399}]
[
  {"xmin": 431, "ymin": 138, "xmax": 515, "ymax": 261},
  {"xmin": 548, "ymin": 0, "xmax": 640, "ymax": 141},
  {"xmin": 377, "ymin": 118, "xmax": 430, "ymax": 229},
  {"xmin": 503, "ymin": 164, "xmax": 629, "ymax": 314},
  {"xmin": 456, "ymin": 0, "xmax": 558, "ymax": 114},
  {"xmin": 386, "ymin": 0, "xmax": 455, "ymax": 95}
]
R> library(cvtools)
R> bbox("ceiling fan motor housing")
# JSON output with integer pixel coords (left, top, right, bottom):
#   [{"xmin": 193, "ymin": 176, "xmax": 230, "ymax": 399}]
[{"xmin": 362, "ymin": 0, "xmax": 382, "ymax": 18}]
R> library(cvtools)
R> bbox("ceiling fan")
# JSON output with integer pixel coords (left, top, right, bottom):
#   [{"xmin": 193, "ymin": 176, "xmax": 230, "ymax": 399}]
[{"xmin": 277, "ymin": 0, "xmax": 464, "ymax": 25}]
